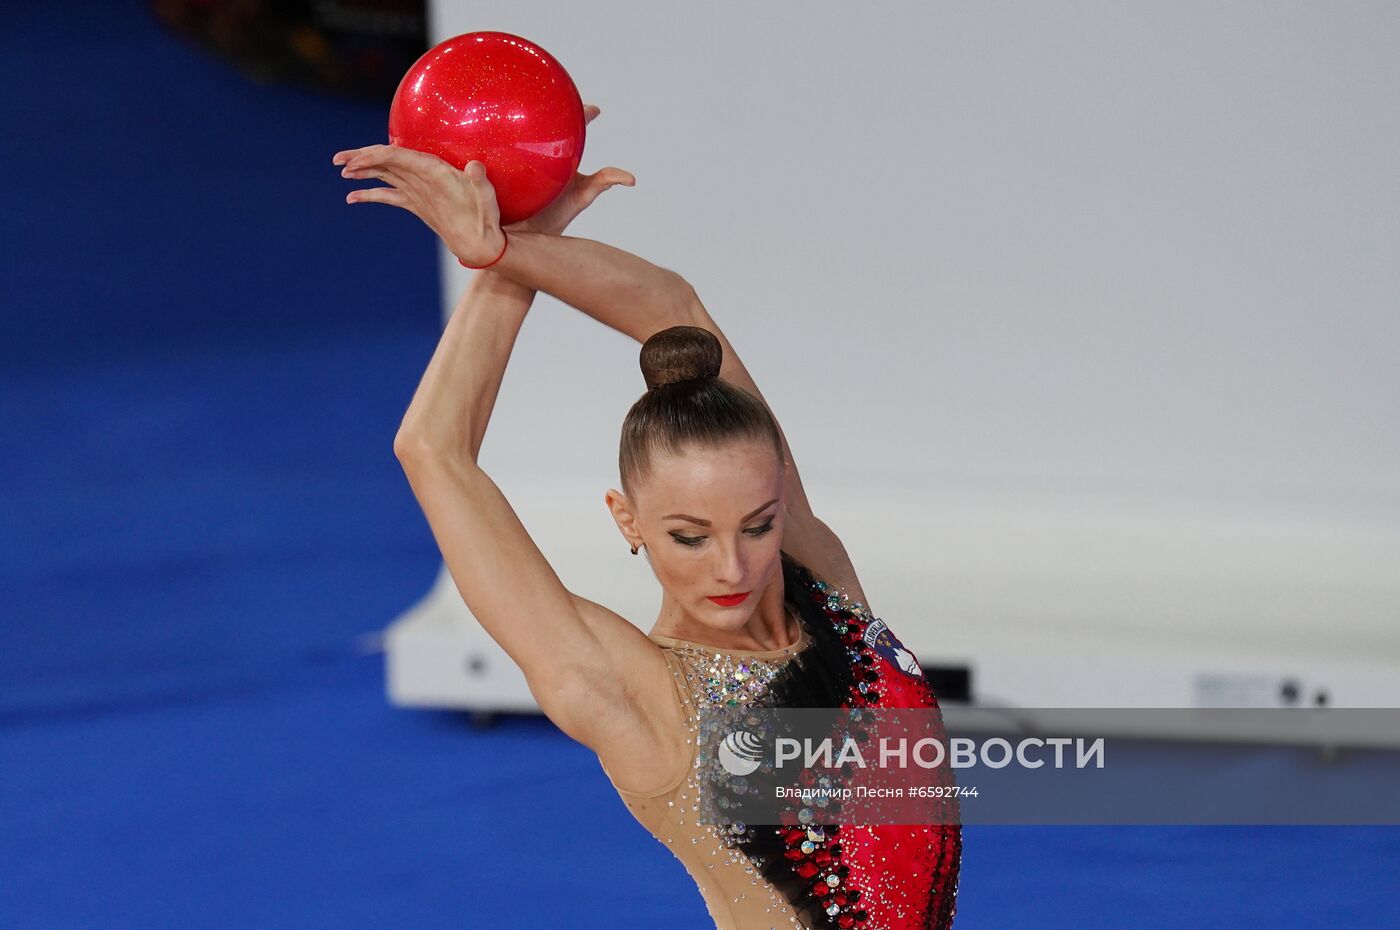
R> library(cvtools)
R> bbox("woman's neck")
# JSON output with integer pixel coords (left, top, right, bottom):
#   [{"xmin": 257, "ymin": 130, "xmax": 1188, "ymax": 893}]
[{"xmin": 651, "ymin": 575, "xmax": 798, "ymax": 651}]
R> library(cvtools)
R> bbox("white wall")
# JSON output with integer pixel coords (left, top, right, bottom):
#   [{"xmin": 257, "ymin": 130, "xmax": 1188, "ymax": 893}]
[
  {"xmin": 429, "ymin": 1, "xmax": 1398, "ymax": 520},
  {"xmin": 419, "ymin": 1, "xmax": 1400, "ymax": 675}
]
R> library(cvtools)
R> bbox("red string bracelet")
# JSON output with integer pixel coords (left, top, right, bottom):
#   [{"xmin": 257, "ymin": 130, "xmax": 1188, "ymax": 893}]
[{"xmin": 457, "ymin": 231, "xmax": 509, "ymax": 270}]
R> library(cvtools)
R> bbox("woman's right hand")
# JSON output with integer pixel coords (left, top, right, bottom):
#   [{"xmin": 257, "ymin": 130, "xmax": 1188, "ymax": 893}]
[
  {"xmin": 505, "ymin": 104, "xmax": 635, "ymax": 237},
  {"xmin": 333, "ymin": 143, "xmax": 506, "ymax": 267}
]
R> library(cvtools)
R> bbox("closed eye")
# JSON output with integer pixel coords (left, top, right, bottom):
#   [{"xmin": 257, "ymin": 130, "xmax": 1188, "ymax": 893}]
[{"xmin": 671, "ymin": 521, "xmax": 775, "ymax": 548}]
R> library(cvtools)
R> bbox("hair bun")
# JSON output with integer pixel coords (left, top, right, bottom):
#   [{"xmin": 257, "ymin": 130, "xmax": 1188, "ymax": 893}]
[{"xmin": 639, "ymin": 325, "xmax": 723, "ymax": 391}]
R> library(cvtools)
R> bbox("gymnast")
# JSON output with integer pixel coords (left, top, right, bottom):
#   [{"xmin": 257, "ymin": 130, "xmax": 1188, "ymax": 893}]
[{"xmin": 333, "ymin": 104, "xmax": 961, "ymax": 929}]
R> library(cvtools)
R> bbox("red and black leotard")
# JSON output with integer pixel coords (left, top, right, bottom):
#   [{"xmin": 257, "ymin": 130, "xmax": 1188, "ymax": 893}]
[
  {"xmin": 721, "ymin": 552, "xmax": 963, "ymax": 930},
  {"xmin": 605, "ymin": 550, "xmax": 962, "ymax": 929}
]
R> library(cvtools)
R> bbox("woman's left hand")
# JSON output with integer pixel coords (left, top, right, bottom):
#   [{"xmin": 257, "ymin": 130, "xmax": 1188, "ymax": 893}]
[{"xmin": 334, "ymin": 142, "xmax": 505, "ymax": 266}]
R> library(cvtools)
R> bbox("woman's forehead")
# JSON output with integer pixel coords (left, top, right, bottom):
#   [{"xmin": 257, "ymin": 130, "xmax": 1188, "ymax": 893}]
[
  {"xmin": 656, "ymin": 441, "xmax": 776, "ymax": 477},
  {"xmin": 642, "ymin": 454, "xmax": 782, "ymax": 513},
  {"xmin": 655, "ymin": 438, "xmax": 775, "ymax": 469}
]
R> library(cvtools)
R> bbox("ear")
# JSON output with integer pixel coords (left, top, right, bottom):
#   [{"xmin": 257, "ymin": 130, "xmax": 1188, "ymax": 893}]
[{"xmin": 604, "ymin": 488, "xmax": 643, "ymax": 547}]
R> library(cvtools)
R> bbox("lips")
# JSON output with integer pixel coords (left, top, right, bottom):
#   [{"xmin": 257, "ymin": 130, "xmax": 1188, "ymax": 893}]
[{"xmin": 707, "ymin": 591, "xmax": 750, "ymax": 607}]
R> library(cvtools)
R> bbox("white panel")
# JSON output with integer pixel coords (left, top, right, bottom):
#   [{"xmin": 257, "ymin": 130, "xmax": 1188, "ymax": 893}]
[{"xmin": 393, "ymin": 1, "xmax": 1400, "ymax": 716}]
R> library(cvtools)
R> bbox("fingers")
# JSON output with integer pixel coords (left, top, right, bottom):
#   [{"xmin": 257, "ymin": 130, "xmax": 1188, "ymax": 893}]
[
  {"xmin": 596, "ymin": 166, "xmax": 636, "ymax": 188},
  {"xmin": 335, "ymin": 145, "xmax": 375, "ymax": 169},
  {"xmin": 342, "ymin": 144, "xmax": 397, "ymax": 172},
  {"xmin": 567, "ymin": 166, "xmax": 635, "ymax": 215},
  {"xmin": 346, "ymin": 185, "xmax": 410, "ymax": 208},
  {"xmin": 464, "ymin": 160, "xmax": 504, "ymax": 232},
  {"xmin": 342, "ymin": 163, "xmax": 410, "ymax": 189},
  {"xmin": 583, "ymin": 104, "xmax": 601, "ymax": 125},
  {"xmin": 585, "ymin": 167, "xmax": 635, "ymax": 197},
  {"xmin": 338, "ymin": 144, "xmax": 450, "ymax": 178},
  {"xmin": 332, "ymin": 144, "xmax": 388, "ymax": 166}
]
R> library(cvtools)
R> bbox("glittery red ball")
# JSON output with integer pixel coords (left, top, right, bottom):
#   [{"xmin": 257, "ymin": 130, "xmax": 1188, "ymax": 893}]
[{"xmin": 387, "ymin": 31, "xmax": 585, "ymax": 225}]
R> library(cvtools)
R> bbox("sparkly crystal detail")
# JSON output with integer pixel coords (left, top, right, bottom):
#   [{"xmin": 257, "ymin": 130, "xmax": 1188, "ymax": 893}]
[
  {"xmin": 604, "ymin": 564, "xmax": 960, "ymax": 929},
  {"xmin": 668, "ymin": 641, "xmax": 805, "ymax": 708}
]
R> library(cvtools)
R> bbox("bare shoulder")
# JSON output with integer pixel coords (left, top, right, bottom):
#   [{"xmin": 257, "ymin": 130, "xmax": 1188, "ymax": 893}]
[
  {"xmin": 780, "ymin": 506, "xmax": 871, "ymax": 609},
  {"xmin": 550, "ymin": 594, "xmax": 693, "ymax": 796}
]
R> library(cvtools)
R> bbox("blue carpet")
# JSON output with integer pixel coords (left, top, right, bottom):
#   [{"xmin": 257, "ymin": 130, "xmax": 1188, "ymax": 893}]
[{"xmin": 2, "ymin": 2, "xmax": 1396, "ymax": 927}]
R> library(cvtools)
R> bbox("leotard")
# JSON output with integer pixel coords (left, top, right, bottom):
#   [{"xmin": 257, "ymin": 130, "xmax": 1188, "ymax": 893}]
[{"xmin": 601, "ymin": 551, "xmax": 962, "ymax": 929}]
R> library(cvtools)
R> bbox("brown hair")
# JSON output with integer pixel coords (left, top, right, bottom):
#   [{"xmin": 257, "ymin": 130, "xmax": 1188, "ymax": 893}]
[{"xmin": 619, "ymin": 325, "xmax": 783, "ymax": 496}]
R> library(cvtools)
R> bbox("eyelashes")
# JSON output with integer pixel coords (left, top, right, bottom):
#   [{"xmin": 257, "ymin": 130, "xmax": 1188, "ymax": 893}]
[{"xmin": 671, "ymin": 521, "xmax": 775, "ymax": 548}]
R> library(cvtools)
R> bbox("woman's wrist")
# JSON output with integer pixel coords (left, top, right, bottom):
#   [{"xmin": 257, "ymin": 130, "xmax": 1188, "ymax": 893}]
[
  {"xmin": 467, "ymin": 263, "xmax": 537, "ymax": 303},
  {"xmin": 453, "ymin": 226, "xmax": 508, "ymax": 269},
  {"xmin": 464, "ymin": 229, "xmax": 693, "ymax": 343}
]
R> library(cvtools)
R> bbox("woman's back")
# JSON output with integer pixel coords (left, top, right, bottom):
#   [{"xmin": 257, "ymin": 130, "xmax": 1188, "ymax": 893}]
[{"xmin": 601, "ymin": 553, "xmax": 962, "ymax": 930}]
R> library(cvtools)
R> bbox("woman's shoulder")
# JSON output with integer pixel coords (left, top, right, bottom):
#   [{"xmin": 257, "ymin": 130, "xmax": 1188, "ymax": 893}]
[
  {"xmin": 777, "ymin": 509, "xmax": 872, "ymax": 606},
  {"xmin": 781, "ymin": 548, "xmax": 873, "ymax": 619},
  {"xmin": 570, "ymin": 596, "xmax": 695, "ymax": 796}
]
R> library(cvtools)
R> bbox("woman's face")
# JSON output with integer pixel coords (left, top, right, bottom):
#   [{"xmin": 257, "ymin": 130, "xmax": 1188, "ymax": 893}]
[{"xmin": 612, "ymin": 438, "xmax": 787, "ymax": 632}]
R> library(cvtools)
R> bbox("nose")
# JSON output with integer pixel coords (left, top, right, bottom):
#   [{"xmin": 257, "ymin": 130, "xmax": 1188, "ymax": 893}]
[{"xmin": 712, "ymin": 538, "xmax": 745, "ymax": 588}]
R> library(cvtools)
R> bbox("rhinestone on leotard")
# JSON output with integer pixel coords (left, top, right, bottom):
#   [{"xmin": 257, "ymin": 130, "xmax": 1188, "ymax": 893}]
[{"xmin": 605, "ymin": 563, "xmax": 960, "ymax": 929}]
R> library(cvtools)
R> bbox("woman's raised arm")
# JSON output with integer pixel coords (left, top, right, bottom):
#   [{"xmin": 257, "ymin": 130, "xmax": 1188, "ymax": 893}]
[
  {"xmin": 390, "ymin": 270, "xmax": 686, "ymax": 758},
  {"xmin": 481, "ymin": 227, "xmax": 856, "ymax": 590},
  {"xmin": 488, "ymin": 233, "xmax": 862, "ymax": 598},
  {"xmin": 337, "ymin": 119, "xmax": 863, "ymax": 618},
  {"xmin": 388, "ymin": 274, "xmax": 652, "ymax": 740},
  {"xmin": 340, "ymin": 111, "xmax": 679, "ymax": 758}
]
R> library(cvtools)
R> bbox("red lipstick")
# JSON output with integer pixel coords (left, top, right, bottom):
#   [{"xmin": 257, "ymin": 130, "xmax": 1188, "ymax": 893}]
[{"xmin": 707, "ymin": 592, "xmax": 750, "ymax": 607}]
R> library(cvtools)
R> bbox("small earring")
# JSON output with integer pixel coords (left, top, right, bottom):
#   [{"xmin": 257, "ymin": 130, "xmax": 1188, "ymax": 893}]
[{"xmin": 630, "ymin": 544, "xmax": 639, "ymax": 555}]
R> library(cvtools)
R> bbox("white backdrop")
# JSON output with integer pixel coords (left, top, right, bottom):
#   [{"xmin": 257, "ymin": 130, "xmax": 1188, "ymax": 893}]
[{"xmin": 394, "ymin": 1, "xmax": 1400, "ymax": 711}]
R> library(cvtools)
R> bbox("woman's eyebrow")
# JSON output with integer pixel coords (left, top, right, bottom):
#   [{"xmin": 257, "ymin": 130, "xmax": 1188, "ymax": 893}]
[{"xmin": 663, "ymin": 497, "xmax": 779, "ymax": 527}]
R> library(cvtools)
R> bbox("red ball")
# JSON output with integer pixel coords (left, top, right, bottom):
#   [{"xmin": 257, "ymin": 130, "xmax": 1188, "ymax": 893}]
[{"xmin": 388, "ymin": 32, "xmax": 585, "ymax": 226}]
